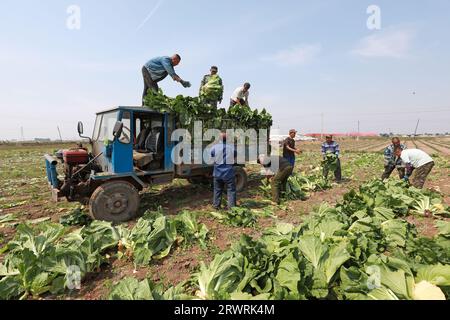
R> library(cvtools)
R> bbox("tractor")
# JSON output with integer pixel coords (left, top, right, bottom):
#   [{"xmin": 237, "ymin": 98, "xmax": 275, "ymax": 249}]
[{"xmin": 44, "ymin": 106, "xmax": 268, "ymax": 222}]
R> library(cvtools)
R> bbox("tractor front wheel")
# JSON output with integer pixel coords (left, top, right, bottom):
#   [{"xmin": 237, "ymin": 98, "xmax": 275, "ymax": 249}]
[{"xmin": 89, "ymin": 181, "xmax": 140, "ymax": 222}]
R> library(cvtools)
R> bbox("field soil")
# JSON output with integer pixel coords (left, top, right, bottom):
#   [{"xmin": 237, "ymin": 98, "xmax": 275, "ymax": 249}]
[{"xmin": 0, "ymin": 137, "xmax": 449, "ymax": 300}]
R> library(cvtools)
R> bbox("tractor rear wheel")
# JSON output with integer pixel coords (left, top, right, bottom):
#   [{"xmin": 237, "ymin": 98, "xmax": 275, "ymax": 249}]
[
  {"xmin": 89, "ymin": 181, "xmax": 140, "ymax": 222},
  {"xmin": 234, "ymin": 167, "xmax": 248, "ymax": 193}
]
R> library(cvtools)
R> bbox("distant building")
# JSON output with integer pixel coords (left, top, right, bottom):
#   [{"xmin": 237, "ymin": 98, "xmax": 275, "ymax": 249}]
[
  {"xmin": 305, "ymin": 132, "xmax": 378, "ymax": 138},
  {"xmin": 34, "ymin": 138, "xmax": 51, "ymax": 142}
]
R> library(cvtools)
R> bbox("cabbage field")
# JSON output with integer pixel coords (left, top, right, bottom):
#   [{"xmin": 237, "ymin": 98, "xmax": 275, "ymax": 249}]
[{"xmin": 0, "ymin": 138, "xmax": 449, "ymax": 300}]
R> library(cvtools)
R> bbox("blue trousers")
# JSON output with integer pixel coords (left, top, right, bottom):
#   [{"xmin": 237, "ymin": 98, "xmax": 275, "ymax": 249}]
[
  {"xmin": 213, "ymin": 177, "xmax": 237, "ymax": 209},
  {"xmin": 284, "ymin": 155, "xmax": 295, "ymax": 167}
]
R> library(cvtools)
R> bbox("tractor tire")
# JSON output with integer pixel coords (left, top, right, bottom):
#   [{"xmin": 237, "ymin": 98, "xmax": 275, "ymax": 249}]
[
  {"xmin": 89, "ymin": 180, "xmax": 140, "ymax": 223},
  {"xmin": 188, "ymin": 176, "xmax": 212, "ymax": 186},
  {"xmin": 234, "ymin": 166, "xmax": 248, "ymax": 193}
]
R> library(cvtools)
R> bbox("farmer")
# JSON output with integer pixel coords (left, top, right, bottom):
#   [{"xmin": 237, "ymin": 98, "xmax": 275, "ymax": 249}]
[
  {"xmin": 321, "ymin": 135, "xmax": 342, "ymax": 182},
  {"xmin": 258, "ymin": 154, "xmax": 294, "ymax": 205},
  {"xmin": 394, "ymin": 147, "xmax": 434, "ymax": 189},
  {"xmin": 230, "ymin": 83, "xmax": 251, "ymax": 107},
  {"xmin": 382, "ymin": 137, "xmax": 407, "ymax": 180},
  {"xmin": 199, "ymin": 66, "xmax": 224, "ymax": 108},
  {"xmin": 283, "ymin": 129, "xmax": 301, "ymax": 167},
  {"xmin": 142, "ymin": 54, "xmax": 191, "ymax": 103},
  {"xmin": 211, "ymin": 132, "xmax": 238, "ymax": 210}
]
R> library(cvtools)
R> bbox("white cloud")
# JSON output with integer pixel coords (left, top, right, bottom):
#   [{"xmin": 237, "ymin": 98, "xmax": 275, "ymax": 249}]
[
  {"xmin": 262, "ymin": 44, "xmax": 321, "ymax": 66},
  {"xmin": 352, "ymin": 28, "xmax": 415, "ymax": 58}
]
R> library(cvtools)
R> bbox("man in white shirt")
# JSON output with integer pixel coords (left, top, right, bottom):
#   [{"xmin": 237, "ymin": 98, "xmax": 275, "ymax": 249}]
[
  {"xmin": 394, "ymin": 147, "xmax": 435, "ymax": 189},
  {"xmin": 230, "ymin": 83, "xmax": 251, "ymax": 107}
]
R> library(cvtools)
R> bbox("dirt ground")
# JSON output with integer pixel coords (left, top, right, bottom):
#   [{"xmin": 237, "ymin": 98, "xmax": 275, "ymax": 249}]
[{"xmin": 0, "ymin": 138, "xmax": 449, "ymax": 300}]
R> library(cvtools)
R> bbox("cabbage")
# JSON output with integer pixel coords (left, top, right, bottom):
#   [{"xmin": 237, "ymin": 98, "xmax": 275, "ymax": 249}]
[
  {"xmin": 413, "ymin": 281, "xmax": 446, "ymax": 300},
  {"xmin": 200, "ymin": 74, "xmax": 223, "ymax": 101}
]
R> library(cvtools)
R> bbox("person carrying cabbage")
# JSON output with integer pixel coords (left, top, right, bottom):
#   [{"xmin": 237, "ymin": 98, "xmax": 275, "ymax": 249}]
[{"xmin": 199, "ymin": 66, "xmax": 224, "ymax": 108}]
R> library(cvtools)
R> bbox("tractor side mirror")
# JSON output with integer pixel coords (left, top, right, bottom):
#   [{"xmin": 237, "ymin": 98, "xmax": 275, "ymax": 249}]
[
  {"xmin": 113, "ymin": 121, "xmax": 124, "ymax": 139},
  {"xmin": 77, "ymin": 121, "xmax": 84, "ymax": 136}
]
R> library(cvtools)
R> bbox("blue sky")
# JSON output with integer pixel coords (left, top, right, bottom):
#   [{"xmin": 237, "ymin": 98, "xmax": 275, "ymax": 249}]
[{"xmin": 0, "ymin": 0, "xmax": 449, "ymax": 140}]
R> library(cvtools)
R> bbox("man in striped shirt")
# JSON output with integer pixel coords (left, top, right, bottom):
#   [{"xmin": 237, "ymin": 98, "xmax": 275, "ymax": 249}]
[
  {"xmin": 382, "ymin": 137, "xmax": 407, "ymax": 180},
  {"xmin": 321, "ymin": 135, "xmax": 342, "ymax": 182}
]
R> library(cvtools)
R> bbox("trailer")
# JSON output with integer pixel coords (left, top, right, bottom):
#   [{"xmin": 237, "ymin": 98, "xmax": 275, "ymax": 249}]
[{"xmin": 44, "ymin": 106, "xmax": 270, "ymax": 222}]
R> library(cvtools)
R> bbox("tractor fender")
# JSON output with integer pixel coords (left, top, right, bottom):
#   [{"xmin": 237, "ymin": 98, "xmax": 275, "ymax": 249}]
[{"xmin": 89, "ymin": 173, "xmax": 147, "ymax": 192}]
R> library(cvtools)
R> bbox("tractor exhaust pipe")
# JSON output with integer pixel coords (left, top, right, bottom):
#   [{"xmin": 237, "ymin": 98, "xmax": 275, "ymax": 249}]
[{"xmin": 44, "ymin": 154, "xmax": 58, "ymax": 166}]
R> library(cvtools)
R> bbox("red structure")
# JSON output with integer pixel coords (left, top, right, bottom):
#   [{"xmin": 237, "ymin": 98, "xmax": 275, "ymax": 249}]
[{"xmin": 305, "ymin": 132, "xmax": 378, "ymax": 138}]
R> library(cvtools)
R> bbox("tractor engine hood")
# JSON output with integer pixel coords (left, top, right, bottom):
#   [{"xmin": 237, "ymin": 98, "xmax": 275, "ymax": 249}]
[{"xmin": 63, "ymin": 148, "xmax": 89, "ymax": 165}]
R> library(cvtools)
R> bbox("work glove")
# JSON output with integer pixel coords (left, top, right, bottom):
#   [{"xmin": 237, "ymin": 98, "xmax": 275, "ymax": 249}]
[{"xmin": 181, "ymin": 80, "xmax": 191, "ymax": 88}]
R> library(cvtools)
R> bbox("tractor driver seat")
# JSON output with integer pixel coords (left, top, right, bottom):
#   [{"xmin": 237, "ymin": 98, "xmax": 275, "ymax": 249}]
[
  {"xmin": 135, "ymin": 126, "xmax": 151, "ymax": 151},
  {"xmin": 133, "ymin": 127, "xmax": 164, "ymax": 169}
]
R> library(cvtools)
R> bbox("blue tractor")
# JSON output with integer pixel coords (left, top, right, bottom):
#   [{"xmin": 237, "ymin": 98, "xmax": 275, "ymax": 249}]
[{"xmin": 44, "ymin": 106, "xmax": 257, "ymax": 222}]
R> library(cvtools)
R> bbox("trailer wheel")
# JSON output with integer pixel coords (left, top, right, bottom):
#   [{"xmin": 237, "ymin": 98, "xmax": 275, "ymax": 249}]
[
  {"xmin": 89, "ymin": 180, "xmax": 140, "ymax": 222},
  {"xmin": 235, "ymin": 167, "xmax": 248, "ymax": 193}
]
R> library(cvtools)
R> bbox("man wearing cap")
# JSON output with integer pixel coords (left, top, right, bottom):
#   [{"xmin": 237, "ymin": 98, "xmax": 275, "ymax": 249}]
[
  {"xmin": 230, "ymin": 83, "xmax": 251, "ymax": 107},
  {"xmin": 258, "ymin": 154, "xmax": 294, "ymax": 205},
  {"xmin": 382, "ymin": 137, "xmax": 407, "ymax": 180},
  {"xmin": 283, "ymin": 129, "xmax": 301, "ymax": 167},
  {"xmin": 199, "ymin": 66, "xmax": 224, "ymax": 108},
  {"xmin": 321, "ymin": 135, "xmax": 342, "ymax": 182},
  {"xmin": 142, "ymin": 54, "xmax": 191, "ymax": 103}
]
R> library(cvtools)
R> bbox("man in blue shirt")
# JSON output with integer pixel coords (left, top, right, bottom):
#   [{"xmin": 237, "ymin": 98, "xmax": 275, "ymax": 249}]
[
  {"xmin": 142, "ymin": 54, "xmax": 191, "ymax": 102},
  {"xmin": 321, "ymin": 135, "xmax": 342, "ymax": 182},
  {"xmin": 210, "ymin": 133, "xmax": 237, "ymax": 210}
]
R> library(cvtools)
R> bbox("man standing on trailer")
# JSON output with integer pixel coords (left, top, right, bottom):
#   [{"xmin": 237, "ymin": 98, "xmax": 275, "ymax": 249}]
[
  {"xmin": 394, "ymin": 147, "xmax": 434, "ymax": 189},
  {"xmin": 322, "ymin": 135, "xmax": 342, "ymax": 182},
  {"xmin": 382, "ymin": 137, "xmax": 407, "ymax": 180},
  {"xmin": 199, "ymin": 66, "xmax": 224, "ymax": 108},
  {"xmin": 230, "ymin": 83, "xmax": 251, "ymax": 107},
  {"xmin": 211, "ymin": 132, "xmax": 238, "ymax": 210},
  {"xmin": 283, "ymin": 129, "xmax": 301, "ymax": 167},
  {"xmin": 142, "ymin": 54, "xmax": 191, "ymax": 103}
]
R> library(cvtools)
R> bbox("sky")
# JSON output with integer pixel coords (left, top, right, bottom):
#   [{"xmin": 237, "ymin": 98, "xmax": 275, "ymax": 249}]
[{"xmin": 0, "ymin": 0, "xmax": 449, "ymax": 140}]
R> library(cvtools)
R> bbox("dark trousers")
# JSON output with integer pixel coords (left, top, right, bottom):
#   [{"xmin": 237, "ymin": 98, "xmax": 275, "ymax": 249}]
[
  {"xmin": 410, "ymin": 161, "xmax": 434, "ymax": 189},
  {"xmin": 230, "ymin": 98, "xmax": 245, "ymax": 107},
  {"xmin": 323, "ymin": 158, "xmax": 342, "ymax": 181},
  {"xmin": 213, "ymin": 177, "xmax": 237, "ymax": 209},
  {"xmin": 272, "ymin": 165, "xmax": 294, "ymax": 204},
  {"xmin": 142, "ymin": 66, "xmax": 159, "ymax": 103},
  {"xmin": 381, "ymin": 165, "xmax": 406, "ymax": 180}
]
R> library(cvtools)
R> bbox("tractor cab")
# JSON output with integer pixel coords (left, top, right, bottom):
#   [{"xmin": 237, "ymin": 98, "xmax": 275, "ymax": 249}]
[{"xmin": 88, "ymin": 107, "xmax": 175, "ymax": 176}]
